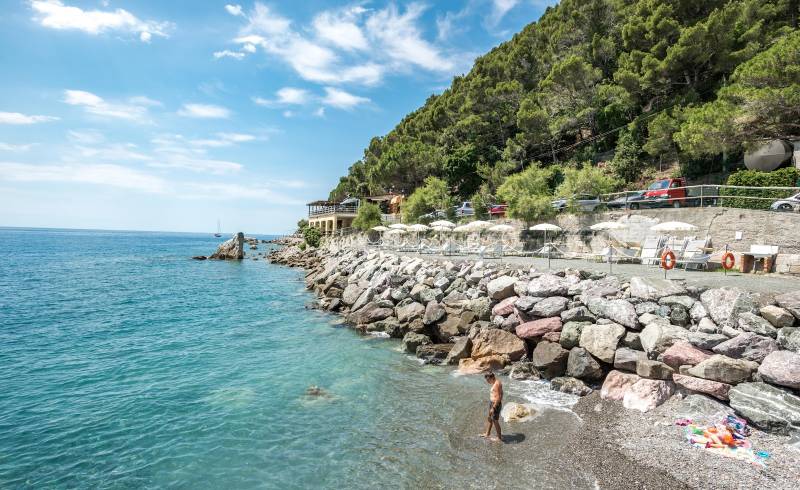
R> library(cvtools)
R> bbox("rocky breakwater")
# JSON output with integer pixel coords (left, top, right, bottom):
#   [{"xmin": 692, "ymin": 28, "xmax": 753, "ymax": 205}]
[{"xmin": 270, "ymin": 245, "xmax": 800, "ymax": 436}]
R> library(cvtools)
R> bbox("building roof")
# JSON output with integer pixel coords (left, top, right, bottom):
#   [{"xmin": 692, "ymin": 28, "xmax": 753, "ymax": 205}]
[{"xmin": 307, "ymin": 200, "xmax": 337, "ymax": 206}]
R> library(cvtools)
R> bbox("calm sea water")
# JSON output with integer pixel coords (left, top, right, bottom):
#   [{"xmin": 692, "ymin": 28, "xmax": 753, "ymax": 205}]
[{"xmin": 0, "ymin": 228, "xmax": 591, "ymax": 489}]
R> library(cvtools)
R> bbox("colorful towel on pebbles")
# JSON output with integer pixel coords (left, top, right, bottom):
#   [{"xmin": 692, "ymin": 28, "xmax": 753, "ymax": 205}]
[{"xmin": 677, "ymin": 415, "xmax": 769, "ymax": 467}]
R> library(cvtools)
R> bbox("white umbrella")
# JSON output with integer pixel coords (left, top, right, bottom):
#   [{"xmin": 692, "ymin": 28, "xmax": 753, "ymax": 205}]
[
  {"xmin": 650, "ymin": 221, "xmax": 698, "ymax": 232},
  {"xmin": 430, "ymin": 220, "xmax": 455, "ymax": 228},
  {"xmin": 389, "ymin": 223, "xmax": 408, "ymax": 230},
  {"xmin": 408, "ymin": 224, "xmax": 430, "ymax": 232},
  {"xmin": 529, "ymin": 223, "xmax": 562, "ymax": 232},
  {"xmin": 590, "ymin": 221, "xmax": 628, "ymax": 231},
  {"xmin": 453, "ymin": 224, "xmax": 471, "ymax": 233},
  {"xmin": 431, "ymin": 225, "xmax": 452, "ymax": 232},
  {"xmin": 371, "ymin": 225, "xmax": 389, "ymax": 232},
  {"xmin": 385, "ymin": 228, "xmax": 406, "ymax": 235},
  {"xmin": 468, "ymin": 220, "xmax": 493, "ymax": 231},
  {"xmin": 488, "ymin": 224, "xmax": 515, "ymax": 233}
]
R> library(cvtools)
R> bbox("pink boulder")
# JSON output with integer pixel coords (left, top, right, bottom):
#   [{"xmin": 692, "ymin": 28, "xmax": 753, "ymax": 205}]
[
  {"xmin": 672, "ymin": 374, "xmax": 731, "ymax": 401},
  {"xmin": 516, "ymin": 317, "xmax": 562, "ymax": 339},
  {"xmin": 600, "ymin": 370, "xmax": 641, "ymax": 401},
  {"xmin": 492, "ymin": 296, "xmax": 519, "ymax": 317},
  {"xmin": 622, "ymin": 378, "xmax": 675, "ymax": 412},
  {"xmin": 661, "ymin": 341, "xmax": 712, "ymax": 369}
]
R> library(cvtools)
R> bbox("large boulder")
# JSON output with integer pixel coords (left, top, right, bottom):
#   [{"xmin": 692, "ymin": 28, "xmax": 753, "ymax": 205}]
[
  {"xmin": 458, "ymin": 355, "xmax": 506, "ymax": 374},
  {"xmin": 509, "ymin": 361, "xmax": 541, "ymax": 381},
  {"xmin": 775, "ymin": 290, "xmax": 800, "ymax": 319},
  {"xmin": 560, "ymin": 306, "xmax": 596, "ymax": 323},
  {"xmin": 342, "ymin": 283, "xmax": 366, "ymax": 306},
  {"xmin": 672, "ymin": 374, "xmax": 732, "ymax": 401},
  {"xmin": 728, "ymin": 382, "xmax": 800, "ymax": 434},
  {"xmin": 396, "ymin": 301, "xmax": 426, "ymax": 323},
  {"xmin": 466, "ymin": 297, "xmax": 492, "ymax": 320},
  {"xmin": 516, "ymin": 317, "xmax": 562, "ymax": 339},
  {"xmin": 778, "ymin": 327, "xmax": 800, "ymax": 352},
  {"xmin": 639, "ymin": 323, "xmax": 690, "ymax": 355},
  {"xmin": 559, "ymin": 321, "xmax": 590, "ymax": 350},
  {"xmin": 760, "ymin": 305, "xmax": 795, "ymax": 328},
  {"xmin": 402, "ymin": 332, "xmax": 431, "ymax": 353},
  {"xmin": 501, "ymin": 402, "xmax": 537, "ymax": 422},
  {"xmin": 351, "ymin": 302, "xmax": 394, "ymax": 325},
  {"xmin": 758, "ymin": 350, "xmax": 800, "ymax": 390},
  {"xmin": 551, "ymin": 377, "xmax": 592, "ymax": 396},
  {"xmin": 209, "ymin": 232, "xmax": 245, "ymax": 259},
  {"xmin": 585, "ymin": 297, "xmax": 638, "ymax": 329},
  {"xmin": 736, "ymin": 312, "xmax": 778, "ymax": 338},
  {"xmin": 659, "ymin": 295, "xmax": 695, "ymax": 310},
  {"xmin": 629, "ymin": 277, "xmax": 687, "ymax": 300},
  {"xmin": 686, "ymin": 355, "xmax": 758, "ymax": 385},
  {"xmin": 579, "ymin": 323, "xmax": 626, "ymax": 363},
  {"xmin": 487, "ymin": 276, "xmax": 517, "ymax": 300},
  {"xmin": 614, "ymin": 347, "xmax": 647, "ymax": 372},
  {"xmin": 636, "ymin": 359, "xmax": 674, "ymax": 380},
  {"xmin": 491, "ymin": 296, "xmax": 519, "ymax": 317},
  {"xmin": 431, "ymin": 317, "xmax": 461, "ymax": 343},
  {"xmin": 532, "ymin": 296, "xmax": 570, "ymax": 317},
  {"xmin": 445, "ymin": 336, "xmax": 471, "ymax": 365},
  {"xmin": 660, "ymin": 341, "xmax": 711, "ymax": 368},
  {"xmin": 711, "ymin": 332, "xmax": 778, "ymax": 363},
  {"xmin": 423, "ymin": 301, "xmax": 447, "ymax": 326},
  {"xmin": 623, "ymin": 379, "xmax": 675, "ymax": 412},
  {"xmin": 600, "ymin": 370, "xmax": 640, "ymax": 401},
  {"xmin": 531, "ymin": 341, "xmax": 569, "ymax": 379},
  {"xmin": 416, "ymin": 343, "xmax": 453, "ymax": 364},
  {"xmin": 688, "ymin": 332, "xmax": 729, "ymax": 350},
  {"xmin": 700, "ymin": 288, "xmax": 758, "ymax": 327},
  {"xmin": 567, "ymin": 347, "xmax": 604, "ymax": 380},
  {"xmin": 471, "ymin": 328, "xmax": 526, "ymax": 361},
  {"xmin": 527, "ymin": 274, "xmax": 570, "ymax": 297}
]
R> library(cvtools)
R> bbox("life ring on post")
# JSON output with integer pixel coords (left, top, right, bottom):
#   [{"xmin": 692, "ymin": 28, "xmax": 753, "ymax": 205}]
[
  {"xmin": 722, "ymin": 252, "xmax": 736, "ymax": 270},
  {"xmin": 661, "ymin": 250, "xmax": 676, "ymax": 270}
]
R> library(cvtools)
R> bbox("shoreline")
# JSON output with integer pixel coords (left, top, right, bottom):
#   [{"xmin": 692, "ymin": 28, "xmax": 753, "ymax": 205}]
[{"xmin": 267, "ymin": 239, "xmax": 800, "ymax": 488}]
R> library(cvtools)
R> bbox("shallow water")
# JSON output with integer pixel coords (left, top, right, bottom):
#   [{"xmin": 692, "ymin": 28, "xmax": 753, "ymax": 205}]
[{"xmin": 0, "ymin": 228, "xmax": 593, "ymax": 489}]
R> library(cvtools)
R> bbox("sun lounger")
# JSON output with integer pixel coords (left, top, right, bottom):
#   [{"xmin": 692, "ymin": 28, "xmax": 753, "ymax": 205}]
[{"xmin": 641, "ymin": 236, "xmax": 666, "ymax": 265}]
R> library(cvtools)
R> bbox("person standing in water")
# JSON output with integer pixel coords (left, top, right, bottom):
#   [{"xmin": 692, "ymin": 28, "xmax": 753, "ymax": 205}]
[{"xmin": 482, "ymin": 372, "xmax": 503, "ymax": 442}]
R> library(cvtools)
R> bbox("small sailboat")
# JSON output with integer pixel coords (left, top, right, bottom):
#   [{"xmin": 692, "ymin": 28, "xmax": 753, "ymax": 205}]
[{"xmin": 214, "ymin": 220, "xmax": 222, "ymax": 237}]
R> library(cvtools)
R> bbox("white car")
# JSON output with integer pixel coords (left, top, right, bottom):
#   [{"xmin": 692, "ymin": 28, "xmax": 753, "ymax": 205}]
[{"xmin": 771, "ymin": 192, "xmax": 800, "ymax": 212}]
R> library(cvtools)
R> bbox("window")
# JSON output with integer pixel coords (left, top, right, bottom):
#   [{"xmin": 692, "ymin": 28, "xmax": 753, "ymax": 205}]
[{"xmin": 649, "ymin": 180, "xmax": 669, "ymax": 190}]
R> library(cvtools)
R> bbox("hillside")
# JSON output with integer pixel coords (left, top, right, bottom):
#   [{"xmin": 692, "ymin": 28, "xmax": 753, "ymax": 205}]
[{"xmin": 329, "ymin": 0, "xmax": 800, "ymax": 204}]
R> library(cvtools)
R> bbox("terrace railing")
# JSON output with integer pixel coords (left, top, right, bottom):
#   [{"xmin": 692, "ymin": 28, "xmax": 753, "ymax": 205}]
[{"xmin": 308, "ymin": 204, "xmax": 359, "ymax": 217}]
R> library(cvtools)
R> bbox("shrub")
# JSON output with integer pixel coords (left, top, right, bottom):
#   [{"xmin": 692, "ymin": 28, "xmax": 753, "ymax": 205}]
[
  {"xmin": 296, "ymin": 218, "xmax": 308, "ymax": 234},
  {"xmin": 402, "ymin": 177, "xmax": 453, "ymax": 223},
  {"xmin": 555, "ymin": 164, "xmax": 620, "ymax": 199},
  {"xmin": 352, "ymin": 202, "xmax": 382, "ymax": 231},
  {"xmin": 470, "ymin": 188, "xmax": 490, "ymax": 220},
  {"xmin": 298, "ymin": 242, "xmax": 307, "ymax": 251},
  {"xmin": 497, "ymin": 164, "xmax": 556, "ymax": 224},
  {"xmin": 721, "ymin": 167, "xmax": 800, "ymax": 209},
  {"xmin": 303, "ymin": 226, "xmax": 322, "ymax": 248}
]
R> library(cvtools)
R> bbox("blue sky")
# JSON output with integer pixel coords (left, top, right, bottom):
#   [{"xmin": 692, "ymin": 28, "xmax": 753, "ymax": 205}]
[{"xmin": 0, "ymin": 0, "xmax": 555, "ymax": 234}]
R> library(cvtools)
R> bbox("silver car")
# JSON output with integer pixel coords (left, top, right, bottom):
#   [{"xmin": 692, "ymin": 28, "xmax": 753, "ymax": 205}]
[
  {"xmin": 771, "ymin": 192, "xmax": 800, "ymax": 212},
  {"xmin": 551, "ymin": 194, "xmax": 603, "ymax": 212}
]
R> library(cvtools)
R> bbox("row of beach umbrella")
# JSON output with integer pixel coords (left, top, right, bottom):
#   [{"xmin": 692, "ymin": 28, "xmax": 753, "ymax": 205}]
[{"xmin": 373, "ymin": 220, "xmax": 698, "ymax": 235}]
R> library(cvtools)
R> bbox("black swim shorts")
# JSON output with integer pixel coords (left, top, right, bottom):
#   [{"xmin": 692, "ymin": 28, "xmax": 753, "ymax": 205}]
[{"xmin": 488, "ymin": 402, "xmax": 502, "ymax": 421}]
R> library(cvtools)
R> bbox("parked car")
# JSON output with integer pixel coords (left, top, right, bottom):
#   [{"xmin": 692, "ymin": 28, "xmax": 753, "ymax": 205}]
[
  {"xmin": 489, "ymin": 203, "xmax": 508, "ymax": 217},
  {"xmin": 771, "ymin": 192, "xmax": 800, "ymax": 212},
  {"xmin": 421, "ymin": 210, "xmax": 446, "ymax": 220},
  {"xmin": 454, "ymin": 201, "xmax": 475, "ymax": 217},
  {"xmin": 641, "ymin": 177, "xmax": 688, "ymax": 208},
  {"xmin": 552, "ymin": 194, "xmax": 603, "ymax": 212},
  {"xmin": 606, "ymin": 191, "xmax": 646, "ymax": 210}
]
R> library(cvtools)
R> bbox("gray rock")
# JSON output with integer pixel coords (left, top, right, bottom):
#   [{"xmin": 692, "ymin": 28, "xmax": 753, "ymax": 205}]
[
  {"xmin": 342, "ymin": 283, "xmax": 365, "ymax": 306},
  {"xmin": 416, "ymin": 343, "xmax": 452, "ymax": 364},
  {"xmin": 466, "ymin": 297, "xmax": 491, "ymax": 320},
  {"xmin": 635, "ymin": 301, "xmax": 660, "ymax": 315},
  {"xmin": 560, "ymin": 306, "xmax": 596, "ymax": 323},
  {"xmin": 559, "ymin": 321, "xmax": 590, "ymax": 350},
  {"xmin": 350, "ymin": 302, "xmax": 393, "ymax": 325},
  {"xmin": 712, "ymin": 332, "xmax": 778, "ymax": 363},
  {"xmin": 659, "ymin": 295, "xmax": 695, "ymax": 309},
  {"xmin": 721, "ymin": 324, "xmax": 743, "ymax": 338},
  {"xmin": 697, "ymin": 317, "xmax": 718, "ymax": 334},
  {"xmin": 487, "ymin": 276, "xmax": 517, "ymax": 300},
  {"xmin": 777, "ymin": 326, "xmax": 800, "ymax": 352},
  {"xmin": 578, "ymin": 276, "xmax": 621, "ymax": 299},
  {"xmin": 670, "ymin": 307, "xmax": 689, "ymax": 327},
  {"xmin": 402, "ymin": 332, "xmax": 431, "ymax": 353},
  {"xmin": 396, "ymin": 301, "xmax": 425, "ymax": 323},
  {"xmin": 209, "ymin": 232, "xmax": 245, "ymax": 260},
  {"xmin": 567, "ymin": 347, "xmax": 604, "ymax": 380},
  {"xmin": 676, "ymin": 394, "xmax": 734, "ymax": 420},
  {"xmin": 509, "ymin": 361, "xmax": 540, "ymax": 380},
  {"xmin": 700, "ymin": 288, "xmax": 758, "ymax": 327},
  {"xmin": 579, "ymin": 322, "xmax": 626, "ymax": 363},
  {"xmin": 527, "ymin": 274, "xmax": 570, "ymax": 297},
  {"xmin": 531, "ymin": 341, "xmax": 569, "ymax": 379},
  {"xmin": 514, "ymin": 296, "xmax": 542, "ymax": 312},
  {"xmin": 629, "ymin": 276, "xmax": 687, "ymax": 300},
  {"xmin": 775, "ymin": 290, "xmax": 800, "ymax": 319},
  {"xmin": 586, "ymin": 297, "xmax": 638, "ymax": 329},
  {"xmin": 687, "ymin": 355, "xmax": 759, "ymax": 385},
  {"xmin": 614, "ymin": 347, "xmax": 647, "ymax": 372},
  {"xmin": 418, "ymin": 287, "xmax": 444, "ymax": 304},
  {"xmin": 351, "ymin": 287, "xmax": 375, "ymax": 312},
  {"xmin": 737, "ymin": 312, "xmax": 778, "ymax": 338},
  {"xmin": 639, "ymin": 323, "xmax": 690, "ymax": 355},
  {"xmin": 532, "ymin": 296, "xmax": 570, "ymax": 317},
  {"xmin": 690, "ymin": 302, "xmax": 708, "ymax": 323},
  {"xmin": 445, "ymin": 336, "xmax": 472, "ymax": 365},
  {"xmin": 688, "ymin": 332, "xmax": 729, "ymax": 350},
  {"xmin": 728, "ymin": 382, "xmax": 800, "ymax": 435},
  {"xmin": 758, "ymin": 350, "xmax": 800, "ymax": 390},
  {"xmin": 550, "ymin": 377, "xmax": 592, "ymax": 396},
  {"xmin": 636, "ymin": 359, "xmax": 674, "ymax": 380},
  {"xmin": 423, "ymin": 301, "xmax": 446, "ymax": 326},
  {"xmin": 760, "ymin": 305, "xmax": 795, "ymax": 328}
]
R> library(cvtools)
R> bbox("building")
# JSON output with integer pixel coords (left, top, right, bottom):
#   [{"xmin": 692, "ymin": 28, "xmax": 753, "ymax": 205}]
[{"xmin": 306, "ymin": 198, "xmax": 359, "ymax": 234}]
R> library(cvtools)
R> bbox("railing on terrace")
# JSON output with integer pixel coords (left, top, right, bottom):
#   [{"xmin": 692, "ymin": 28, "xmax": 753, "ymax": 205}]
[
  {"xmin": 308, "ymin": 204, "xmax": 359, "ymax": 217},
  {"xmin": 382, "ymin": 213, "xmax": 401, "ymax": 224},
  {"xmin": 597, "ymin": 184, "xmax": 800, "ymax": 211}
]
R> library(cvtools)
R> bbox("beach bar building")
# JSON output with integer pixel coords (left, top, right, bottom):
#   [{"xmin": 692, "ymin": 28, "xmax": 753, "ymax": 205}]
[{"xmin": 306, "ymin": 198, "xmax": 359, "ymax": 234}]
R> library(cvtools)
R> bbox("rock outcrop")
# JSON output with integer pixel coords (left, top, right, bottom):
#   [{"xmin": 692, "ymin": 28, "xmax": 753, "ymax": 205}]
[{"xmin": 210, "ymin": 232, "xmax": 245, "ymax": 260}]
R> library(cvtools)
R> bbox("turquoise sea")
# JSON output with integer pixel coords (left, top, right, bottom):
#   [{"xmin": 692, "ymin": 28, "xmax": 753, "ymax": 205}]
[{"xmin": 0, "ymin": 228, "xmax": 590, "ymax": 489}]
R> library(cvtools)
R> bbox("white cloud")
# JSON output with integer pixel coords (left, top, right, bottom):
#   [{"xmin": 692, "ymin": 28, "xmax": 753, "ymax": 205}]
[
  {"xmin": 179, "ymin": 182, "xmax": 306, "ymax": 204},
  {"xmin": 214, "ymin": 49, "xmax": 245, "ymax": 60},
  {"xmin": 282, "ymin": 110, "xmax": 293, "ymax": 118},
  {"xmin": 489, "ymin": 0, "xmax": 519, "ymax": 25},
  {"xmin": 0, "ymin": 111, "xmax": 59, "ymax": 125},
  {"xmin": 148, "ymin": 157, "xmax": 242, "ymax": 175},
  {"xmin": 63, "ymin": 90, "xmax": 156, "ymax": 122},
  {"xmin": 0, "ymin": 143, "xmax": 35, "ymax": 152},
  {"xmin": 177, "ymin": 103, "xmax": 231, "ymax": 119},
  {"xmin": 254, "ymin": 87, "xmax": 311, "ymax": 107},
  {"xmin": 312, "ymin": 6, "xmax": 368, "ymax": 51},
  {"xmin": 225, "ymin": 4, "xmax": 243, "ymax": 17},
  {"xmin": 314, "ymin": 107, "xmax": 326, "ymax": 118},
  {"xmin": 67, "ymin": 129, "xmax": 105, "ymax": 144},
  {"xmin": 73, "ymin": 143, "xmax": 151, "ymax": 162},
  {"xmin": 0, "ymin": 161, "xmax": 167, "ymax": 193},
  {"xmin": 29, "ymin": 0, "xmax": 172, "ymax": 42},
  {"xmin": 322, "ymin": 87, "xmax": 370, "ymax": 109},
  {"xmin": 189, "ymin": 132, "xmax": 256, "ymax": 147}
]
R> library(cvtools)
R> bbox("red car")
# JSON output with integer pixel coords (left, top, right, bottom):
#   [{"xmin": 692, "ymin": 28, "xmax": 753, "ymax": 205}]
[
  {"xmin": 642, "ymin": 177, "xmax": 688, "ymax": 208},
  {"xmin": 489, "ymin": 204, "xmax": 508, "ymax": 217}
]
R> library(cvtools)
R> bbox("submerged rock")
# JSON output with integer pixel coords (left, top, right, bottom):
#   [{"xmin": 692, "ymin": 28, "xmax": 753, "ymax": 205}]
[{"xmin": 551, "ymin": 376, "xmax": 592, "ymax": 396}]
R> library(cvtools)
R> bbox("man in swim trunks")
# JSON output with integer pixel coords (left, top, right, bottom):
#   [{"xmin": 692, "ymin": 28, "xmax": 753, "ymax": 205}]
[{"xmin": 482, "ymin": 372, "xmax": 503, "ymax": 442}]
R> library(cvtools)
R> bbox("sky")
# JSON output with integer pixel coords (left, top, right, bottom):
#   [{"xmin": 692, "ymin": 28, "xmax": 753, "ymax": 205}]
[{"xmin": 0, "ymin": 0, "xmax": 556, "ymax": 234}]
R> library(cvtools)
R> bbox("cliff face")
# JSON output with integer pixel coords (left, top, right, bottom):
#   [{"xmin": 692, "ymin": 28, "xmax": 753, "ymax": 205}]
[{"xmin": 210, "ymin": 232, "xmax": 245, "ymax": 260}]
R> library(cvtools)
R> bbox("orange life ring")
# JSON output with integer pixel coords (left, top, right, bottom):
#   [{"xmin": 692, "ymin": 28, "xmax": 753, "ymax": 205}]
[
  {"xmin": 661, "ymin": 250, "xmax": 676, "ymax": 270},
  {"xmin": 722, "ymin": 252, "xmax": 736, "ymax": 270}
]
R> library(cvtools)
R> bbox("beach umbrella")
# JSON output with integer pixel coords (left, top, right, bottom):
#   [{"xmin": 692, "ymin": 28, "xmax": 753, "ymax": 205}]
[
  {"xmin": 453, "ymin": 224, "xmax": 471, "ymax": 233},
  {"xmin": 389, "ymin": 223, "xmax": 408, "ymax": 230},
  {"xmin": 430, "ymin": 220, "xmax": 455, "ymax": 228},
  {"xmin": 431, "ymin": 225, "xmax": 452, "ymax": 232},
  {"xmin": 385, "ymin": 228, "xmax": 406, "ymax": 235},
  {"xmin": 488, "ymin": 224, "xmax": 515, "ymax": 233},
  {"xmin": 649, "ymin": 221, "xmax": 697, "ymax": 233},
  {"xmin": 408, "ymin": 224, "xmax": 430, "ymax": 232},
  {"xmin": 529, "ymin": 223, "xmax": 563, "ymax": 270},
  {"xmin": 468, "ymin": 220, "xmax": 493, "ymax": 231},
  {"xmin": 371, "ymin": 225, "xmax": 389, "ymax": 232},
  {"xmin": 590, "ymin": 221, "xmax": 628, "ymax": 231}
]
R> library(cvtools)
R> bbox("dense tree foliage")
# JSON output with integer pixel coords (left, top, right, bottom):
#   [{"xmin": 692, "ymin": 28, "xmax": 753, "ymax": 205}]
[
  {"xmin": 352, "ymin": 202, "xmax": 383, "ymax": 231},
  {"xmin": 303, "ymin": 226, "xmax": 321, "ymax": 248},
  {"xmin": 330, "ymin": 0, "xmax": 800, "ymax": 202},
  {"xmin": 401, "ymin": 177, "xmax": 454, "ymax": 223},
  {"xmin": 496, "ymin": 165, "xmax": 558, "ymax": 223}
]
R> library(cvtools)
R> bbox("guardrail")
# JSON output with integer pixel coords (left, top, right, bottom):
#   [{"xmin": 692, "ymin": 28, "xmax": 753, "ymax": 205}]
[
  {"xmin": 308, "ymin": 204, "xmax": 359, "ymax": 217},
  {"xmin": 598, "ymin": 184, "xmax": 800, "ymax": 211}
]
